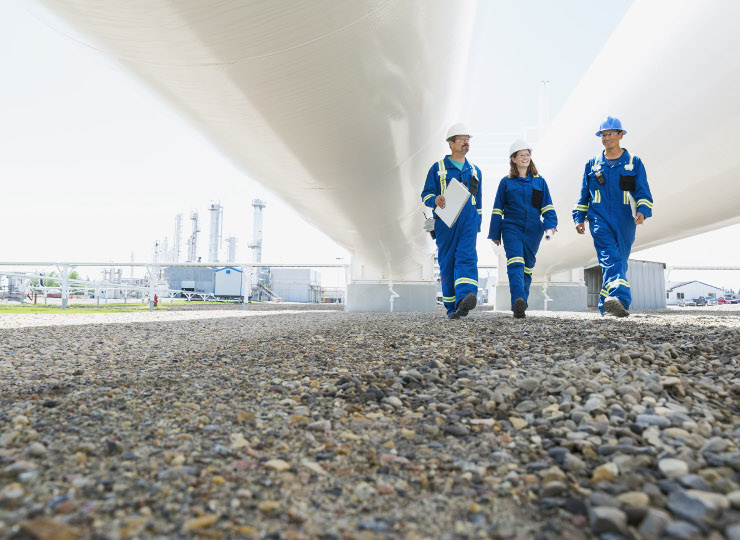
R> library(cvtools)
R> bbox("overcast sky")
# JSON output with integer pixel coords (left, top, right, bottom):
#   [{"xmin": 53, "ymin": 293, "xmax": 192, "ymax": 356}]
[{"xmin": 1, "ymin": 0, "xmax": 738, "ymax": 291}]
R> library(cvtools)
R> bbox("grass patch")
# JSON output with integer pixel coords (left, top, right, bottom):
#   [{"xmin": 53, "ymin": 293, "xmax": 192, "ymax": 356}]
[{"xmin": 0, "ymin": 304, "xmax": 166, "ymax": 314}]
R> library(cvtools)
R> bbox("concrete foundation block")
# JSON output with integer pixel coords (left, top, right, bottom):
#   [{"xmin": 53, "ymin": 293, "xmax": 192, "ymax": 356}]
[
  {"xmin": 346, "ymin": 282, "xmax": 437, "ymax": 312},
  {"xmin": 494, "ymin": 283, "xmax": 587, "ymax": 312}
]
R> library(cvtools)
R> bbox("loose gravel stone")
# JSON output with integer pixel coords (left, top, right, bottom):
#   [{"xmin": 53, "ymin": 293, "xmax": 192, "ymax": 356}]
[
  {"xmin": 638, "ymin": 508, "xmax": 672, "ymax": 539},
  {"xmin": 660, "ymin": 458, "xmax": 690, "ymax": 479},
  {"xmin": 0, "ymin": 304, "xmax": 738, "ymax": 538},
  {"xmin": 589, "ymin": 506, "xmax": 627, "ymax": 535}
]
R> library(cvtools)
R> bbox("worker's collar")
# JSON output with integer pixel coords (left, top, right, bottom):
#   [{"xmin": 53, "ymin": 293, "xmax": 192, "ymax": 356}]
[
  {"xmin": 598, "ymin": 148, "xmax": 630, "ymax": 166},
  {"xmin": 445, "ymin": 155, "xmax": 470, "ymax": 171}
]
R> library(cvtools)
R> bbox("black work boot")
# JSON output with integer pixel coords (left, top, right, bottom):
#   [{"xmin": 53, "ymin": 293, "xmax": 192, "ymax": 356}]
[
  {"xmin": 454, "ymin": 292, "xmax": 477, "ymax": 318},
  {"xmin": 512, "ymin": 297, "xmax": 527, "ymax": 319},
  {"xmin": 604, "ymin": 297, "xmax": 629, "ymax": 317}
]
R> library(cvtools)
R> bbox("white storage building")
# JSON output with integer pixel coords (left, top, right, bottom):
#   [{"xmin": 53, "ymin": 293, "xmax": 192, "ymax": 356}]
[{"xmin": 666, "ymin": 281, "xmax": 725, "ymax": 305}]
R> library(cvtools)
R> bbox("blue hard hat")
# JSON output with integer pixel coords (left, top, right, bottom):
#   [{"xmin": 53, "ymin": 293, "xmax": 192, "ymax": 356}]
[{"xmin": 595, "ymin": 116, "xmax": 627, "ymax": 137}]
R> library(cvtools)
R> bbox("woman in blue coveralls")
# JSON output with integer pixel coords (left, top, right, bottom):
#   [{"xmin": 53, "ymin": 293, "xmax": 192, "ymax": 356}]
[{"xmin": 488, "ymin": 139, "xmax": 557, "ymax": 318}]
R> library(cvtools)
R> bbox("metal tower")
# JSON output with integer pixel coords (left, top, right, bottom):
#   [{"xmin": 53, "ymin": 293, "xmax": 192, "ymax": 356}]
[
  {"xmin": 186, "ymin": 211, "xmax": 200, "ymax": 262},
  {"xmin": 173, "ymin": 213, "xmax": 183, "ymax": 263},
  {"xmin": 248, "ymin": 199, "xmax": 266, "ymax": 264},
  {"xmin": 225, "ymin": 236, "xmax": 237, "ymax": 263},
  {"xmin": 152, "ymin": 240, "xmax": 161, "ymax": 263},
  {"xmin": 208, "ymin": 203, "xmax": 223, "ymax": 263}
]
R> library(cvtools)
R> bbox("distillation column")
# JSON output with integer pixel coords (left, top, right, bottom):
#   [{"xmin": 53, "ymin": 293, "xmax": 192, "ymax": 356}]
[
  {"xmin": 173, "ymin": 213, "xmax": 183, "ymax": 263},
  {"xmin": 186, "ymin": 211, "xmax": 200, "ymax": 262},
  {"xmin": 208, "ymin": 203, "xmax": 223, "ymax": 263},
  {"xmin": 225, "ymin": 237, "xmax": 237, "ymax": 264}
]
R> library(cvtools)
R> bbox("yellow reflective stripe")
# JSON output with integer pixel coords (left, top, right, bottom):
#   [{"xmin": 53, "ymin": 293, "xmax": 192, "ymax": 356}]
[
  {"xmin": 607, "ymin": 279, "xmax": 630, "ymax": 290},
  {"xmin": 507, "ymin": 257, "xmax": 525, "ymax": 265},
  {"xmin": 438, "ymin": 160, "xmax": 447, "ymax": 194},
  {"xmin": 637, "ymin": 199, "xmax": 653, "ymax": 208},
  {"xmin": 575, "ymin": 204, "xmax": 589, "ymax": 212},
  {"xmin": 540, "ymin": 204, "xmax": 554, "ymax": 214},
  {"xmin": 455, "ymin": 277, "xmax": 478, "ymax": 287},
  {"xmin": 623, "ymin": 154, "xmax": 635, "ymax": 171},
  {"xmin": 442, "ymin": 295, "xmax": 456, "ymax": 303},
  {"xmin": 477, "ymin": 209, "xmax": 482, "ymax": 214},
  {"xmin": 593, "ymin": 190, "xmax": 601, "ymax": 203},
  {"xmin": 492, "ymin": 208, "xmax": 503, "ymax": 216},
  {"xmin": 523, "ymin": 267, "xmax": 533, "ymax": 274},
  {"xmin": 468, "ymin": 163, "xmax": 478, "ymax": 180},
  {"xmin": 472, "ymin": 196, "xmax": 476, "ymax": 205},
  {"xmin": 423, "ymin": 194, "xmax": 434, "ymax": 203},
  {"xmin": 623, "ymin": 192, "xmax": 629, "ymax": 204},
  {"xmin": 600, "ymin": 289, "xmax": 609, "ymax": 297}
]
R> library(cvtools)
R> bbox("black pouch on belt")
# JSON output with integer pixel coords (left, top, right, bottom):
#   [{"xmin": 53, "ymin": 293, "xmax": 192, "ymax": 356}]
[
  {"xmin": 531, "ymin": 188, "xmax": 543, "ymax": 209},
  {"xmin": 468, "ymin": 177, "xmax": 478, "ymax": 196}
]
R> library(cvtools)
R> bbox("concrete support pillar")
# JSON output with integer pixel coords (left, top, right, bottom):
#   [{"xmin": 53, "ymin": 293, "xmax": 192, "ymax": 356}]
[
  {"xmin": 345, "ymin": 255, "xmax": 436, "ymax": 312},
  {"xmin": 494, "ymin": 264, "xmax": 587, "ymax": 312}
]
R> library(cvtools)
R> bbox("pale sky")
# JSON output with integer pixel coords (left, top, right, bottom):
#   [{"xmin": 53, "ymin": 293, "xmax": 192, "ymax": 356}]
[{"xmin": 1, "ymin": 1, "xmax": 738, "ymax": 291}]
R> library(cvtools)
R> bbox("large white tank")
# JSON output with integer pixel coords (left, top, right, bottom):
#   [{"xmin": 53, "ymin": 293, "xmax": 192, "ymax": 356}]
[
  {"xmin": 37, "ymin": 0, "xmax": 477, "ymax": 279},
  {"xmin": 34, "ymin": 0, "xmax": 740, "ymax": 282},
  {"xmin": 535, "ymin": 0, "xmax": 740, "ymax": 276}
]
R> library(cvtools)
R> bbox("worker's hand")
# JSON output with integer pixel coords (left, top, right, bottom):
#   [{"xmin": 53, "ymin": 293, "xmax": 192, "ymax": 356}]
[
  {"xmin": 492, "ymin": 239, "xmax": 501, "ymax": 246},
  {"xmin": 546, "ymin": 228, "xmax": 556, "ymax": 237},
  {"xmin": 435, "ymin": 195, "xmax": 446, "ymax": 209},
  {"xmin": 575, "ymin": 222, "xmax": 585, "ymax": 234},
  {"xmin": 634, "ymin": 212, "xmax": 645, "ymax": 225}
]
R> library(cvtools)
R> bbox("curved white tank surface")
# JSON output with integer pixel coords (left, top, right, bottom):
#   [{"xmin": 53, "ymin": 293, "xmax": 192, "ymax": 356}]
[
  {"xmin": 535, "ymin": 0, "xmax": 740, "ymax": 276},
  {"xmin": 36, "ymin": 1, "xmax": 740, "ymax": 281},
  {"xmin": 37, "ymin": 0, "xmax": 477, "ymax": 280}
]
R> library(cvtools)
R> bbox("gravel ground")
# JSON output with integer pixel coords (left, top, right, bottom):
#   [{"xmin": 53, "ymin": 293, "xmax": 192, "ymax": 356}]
[{"xmin": 1, "ymin": 307, "xmax": 739, "ymax": 539}]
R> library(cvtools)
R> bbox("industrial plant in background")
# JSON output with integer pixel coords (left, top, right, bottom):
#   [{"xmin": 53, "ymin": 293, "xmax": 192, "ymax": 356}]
[{"xmin": 159, "ymin": 199, "xmax": 325, "ymax": 303}]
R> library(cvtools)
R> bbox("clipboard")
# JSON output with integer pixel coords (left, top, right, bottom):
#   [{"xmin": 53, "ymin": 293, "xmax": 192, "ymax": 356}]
[{"xmin": 434, "ymin": 179, "xmax": 470, "ymax": 227}]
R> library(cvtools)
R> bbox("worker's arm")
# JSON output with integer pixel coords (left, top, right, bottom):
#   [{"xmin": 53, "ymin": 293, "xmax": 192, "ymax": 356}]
[
  {"xmin": 572, "ymin": 162, "xmax": 591, "ymax": 234},
  {"xmin": 540, "ymin": 178, "xmax": 558, "ymax": 232},
  {"xmin": 421, "ymin": 163, "xmax": 440, "ymax": 209},
  {"xmin": 633, "ymin": 157, "xmax": 653, "ymax": 223},
  {"xmin": 488, "ymin": 179, "xmax": 505, "ymax": 245}
]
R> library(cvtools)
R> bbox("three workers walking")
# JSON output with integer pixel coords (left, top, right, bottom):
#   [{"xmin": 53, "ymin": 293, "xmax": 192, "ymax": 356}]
[{"xmin": 422, "ymin": 117, "xmax": 653, "ymax": 319}]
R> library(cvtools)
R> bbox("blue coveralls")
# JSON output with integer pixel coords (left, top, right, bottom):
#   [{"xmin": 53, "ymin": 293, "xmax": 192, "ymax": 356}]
[
  {"xmin": 572, "ymin": 149, "xmax": 653, "ymax": 313},
  {"xmin": 488, "ymin": 175, "xmax": 557, "ymax": 308},
  {"xmin": 421, "ymin": 157, "xmax": 483, "ymax": 315}
]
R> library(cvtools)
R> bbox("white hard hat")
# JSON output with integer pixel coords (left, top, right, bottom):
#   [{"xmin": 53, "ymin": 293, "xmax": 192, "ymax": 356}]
[
  {"xmin": 446, "ymin": 123, "xmax": 472, "ymax": 141},
  {"xmin": 509, "ymin": 138, "xmax": 532, "ymax": 157}
]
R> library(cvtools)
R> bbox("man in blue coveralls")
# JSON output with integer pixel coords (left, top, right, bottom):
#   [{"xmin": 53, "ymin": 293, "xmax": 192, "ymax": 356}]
[
  {"xmin": 573, "ymin": 116, "xmax": 653, "ymax": 317},
  {"xmin": 421, "ymin": 123, "xmax": 483, "ymax": 319}
]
